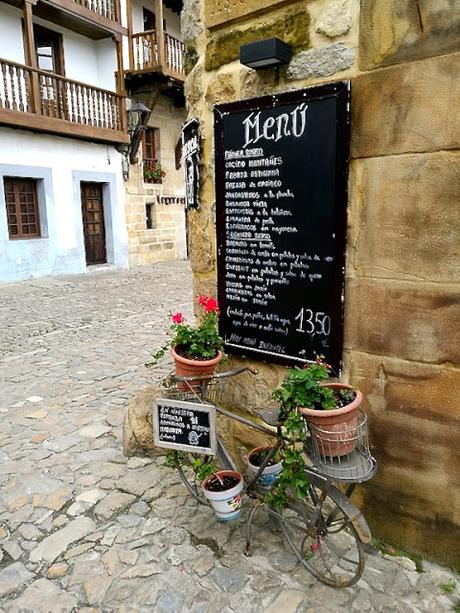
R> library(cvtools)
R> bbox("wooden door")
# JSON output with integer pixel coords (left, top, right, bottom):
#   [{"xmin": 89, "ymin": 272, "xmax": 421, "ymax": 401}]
[{"xmin": 81, "ymin": 182, "xmax": 106, "ymax": 265}]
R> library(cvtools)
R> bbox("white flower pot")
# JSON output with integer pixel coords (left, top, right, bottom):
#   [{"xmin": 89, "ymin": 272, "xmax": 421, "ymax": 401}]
[
  {"xmin": 202, "ymin": 470, "xmax": 244, "ymax": 522},
  {"xmin": 247, "ymin": 446, "xmax": 283, "ymax": 491}
]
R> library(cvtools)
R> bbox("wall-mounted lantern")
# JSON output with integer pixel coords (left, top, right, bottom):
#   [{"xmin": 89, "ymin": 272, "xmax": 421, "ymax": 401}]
[
  {"xmin": 239, "ymin": 38, "xmax": 292, "ymax": 70},
  {"xmin": 127, "ymin": 101, "xmax": 150, "ymax": 137}
]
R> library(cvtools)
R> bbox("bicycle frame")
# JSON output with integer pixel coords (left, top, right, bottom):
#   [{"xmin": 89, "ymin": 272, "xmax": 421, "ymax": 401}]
[{"xmin": 166, "ymin": 368, "xmax": 372, "ymax": 545}]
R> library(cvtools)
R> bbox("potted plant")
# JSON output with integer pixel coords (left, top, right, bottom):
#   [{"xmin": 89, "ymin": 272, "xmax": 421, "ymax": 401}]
[
  {"xmin": 145, "ymin": 295, "xmax": 224, "ymax": 387},
  {"xmin": 246, "ymin": 446, "xmax": 283, "ymax": 491},
  {"xmin": 273, "ymin": 359, "xmax": 362, "ymax": 457},
  {"xmin": 201, "ymin": 469, "xmax": 244, "ymax": 522},
  {"xmin": 143, "ymin": 159, "xmax": 166, "ymax": 184},
  {"xmin": 187, "ymin": 457, "xmax": 244, "ymax": 521}
]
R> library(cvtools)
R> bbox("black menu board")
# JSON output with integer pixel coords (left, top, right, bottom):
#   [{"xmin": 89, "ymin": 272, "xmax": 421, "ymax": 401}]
[
  {"xmin": 214, "ymin": 82, "xmax": 350, "ymax": 371},
  {"xmin": 153, "ymin": 398, "xmax": 217, "ymax": 455}
]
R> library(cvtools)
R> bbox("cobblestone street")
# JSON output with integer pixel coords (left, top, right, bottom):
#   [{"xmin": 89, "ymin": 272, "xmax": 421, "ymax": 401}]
[{"xmin": 0, "ymin": 262, "xmax": 458, "ymax": 612}]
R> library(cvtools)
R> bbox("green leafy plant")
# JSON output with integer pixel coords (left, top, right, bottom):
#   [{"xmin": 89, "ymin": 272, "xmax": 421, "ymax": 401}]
[
  {"xmin": 192, "ymin": 457, "xmax": 218, "ymax": 482},
  {"xmin": 143, "ymin": 159, "xmax": 166, "ymax": 183},
  {"xmin": 265, "ymin": 410, "xmax": 309, "ymax": 508},
  {"xmin": 372, "ymin": 537, "xmax": 425, "ymax": 573},
  {"xmin": 166, "ymin": 451, "xmax": 217, "ymax": 483},
  {"xmin": 145, "ymin": 295, "xmax": 224, "ymax": 367},
  {"xmin": 440, "ymin": 580, "xmax": 457, "ymax": 594},
  {"xmin": 272, "ymin": 360, "xmax": 335, "ymax": 414},
  {"xmin": 266, "ymin": 358, "xmax": 359, "ymax": 509},
  {"xmin": 272, "ymin": 359, "xmax": 357, "ymax": 415}
]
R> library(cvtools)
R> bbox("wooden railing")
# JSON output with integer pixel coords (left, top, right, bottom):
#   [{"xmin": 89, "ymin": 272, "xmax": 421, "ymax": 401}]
[
  {"xmin": 164, "ymin": 33, "xmax": 185, "ymax": 78},
  {"xmin": 130, "ymin": 31, "xmax": 185, "ymax": 79},
  {"xmin": 0, "ymin": 58, "xmax": 125, "ymax": 133},
  {"xmin": 0, "ymin": 60, "xmax": 32, "ymax": 113},
  {"xmin": 132, "ymin": 30, "xmax": 158, "ymax": 72},
  {"xmin": 71, "ymin": 0, "xmax": 120, "ymax": 23}
]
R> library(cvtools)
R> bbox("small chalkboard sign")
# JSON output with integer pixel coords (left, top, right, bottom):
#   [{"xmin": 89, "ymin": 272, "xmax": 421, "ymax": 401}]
[{"xmin": 153, "ymin": 398, "xmax": 217, "ymax": 455}]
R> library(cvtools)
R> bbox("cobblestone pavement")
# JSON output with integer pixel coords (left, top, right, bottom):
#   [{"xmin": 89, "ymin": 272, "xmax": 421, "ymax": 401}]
[{"xmin": 0, "ymin": 261, "xmax": 458, "ymax": 612}]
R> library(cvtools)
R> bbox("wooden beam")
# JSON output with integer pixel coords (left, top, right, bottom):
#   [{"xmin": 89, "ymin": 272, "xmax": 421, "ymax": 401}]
[
  {"xmin": 40, "ymin": 0, "xmax": 127, "ymax": 37},
  {"xmin": 114, "ymin": 35, "xmax": 127, "ymax": 132},
  {"xmin": 22, "ymin": 1, "xmax": 37, "ymax": 69},
  {"xmin": 22, "ymin": 0, "xmax": 42, "ymax": 114},
  {"xmin": 0, "ymin": 108, "xmax": 130, "ymax": 145},
  {"xmin": 126, "ymin": 0, "xmax": 134, "ymax": 71},
  {"xmin": 154, "ymin": 0, "xmax": 165, "ymax": 72}
]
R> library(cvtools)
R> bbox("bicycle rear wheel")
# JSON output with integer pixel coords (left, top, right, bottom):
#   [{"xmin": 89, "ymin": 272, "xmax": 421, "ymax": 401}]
[{"xmin": 280, "ymin": 480, "xmax": 365, "ymax": 587}]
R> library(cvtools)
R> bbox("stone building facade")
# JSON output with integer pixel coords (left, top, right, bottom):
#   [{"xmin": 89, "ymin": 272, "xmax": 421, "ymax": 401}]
[
  {"xmin": 181, "ymin": 0, "xmax": 460, "ymax": 567},
  {"xmin": 124, "ymin": 95, "xmax": 187, "ymax": 266}
]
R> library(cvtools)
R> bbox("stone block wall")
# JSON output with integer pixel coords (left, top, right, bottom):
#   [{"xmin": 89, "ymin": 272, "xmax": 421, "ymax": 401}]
[
  {"xmin": 124, "ymin": 95, "xmax": 187, "ymax": 266},
  {"xmin": 181, "ymin": 0, "xmax": 460, "ymax": 567}
]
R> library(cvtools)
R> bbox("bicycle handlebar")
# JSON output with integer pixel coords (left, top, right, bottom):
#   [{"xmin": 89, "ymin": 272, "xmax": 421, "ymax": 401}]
[{"xmin": 164, "ymin": 366, "xmax": 259, "ymax": 384}]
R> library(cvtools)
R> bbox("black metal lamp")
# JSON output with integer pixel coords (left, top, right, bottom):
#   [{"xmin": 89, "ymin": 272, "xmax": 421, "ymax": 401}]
[
  {"xmin": 240, "ymin": 38, "xmax": 292, "ymax": 70},
  {"xmin": 127, "ymin": 101, "xmax": 150, "ymax": 137}
]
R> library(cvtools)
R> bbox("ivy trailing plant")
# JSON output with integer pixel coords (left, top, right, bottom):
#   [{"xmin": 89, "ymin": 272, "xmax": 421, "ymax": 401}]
[
  {"xmin": 264, "ymin": 410, "xmax": 310, "ymax": 508},
  {"xmin": 191, "ymin": 457, "xmax": 218, "ymax": 482},
  {"xmin": 265, "ymin": 358, "xmax": 339, "ymax": 509},
  {"xmin": 166, "ymin": 451, "xmax": 217, "ymax": 483}
]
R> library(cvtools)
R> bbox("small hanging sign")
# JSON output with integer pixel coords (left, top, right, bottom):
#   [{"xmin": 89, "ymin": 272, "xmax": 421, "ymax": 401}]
[
  {"xmin": 153, "ymin": 398, "xmax": 217, "ymax": 455},
  {"xmin": 182, "ymin": 118, "xmax": 201, "ymax": 210}
]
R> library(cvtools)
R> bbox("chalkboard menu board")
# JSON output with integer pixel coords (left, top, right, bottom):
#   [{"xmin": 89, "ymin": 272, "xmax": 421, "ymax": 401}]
[
  {"xmin": 214, "ymin": 82, "xmax": 350, "ymax": 371},
  {"xmin": 153, "ymin": 398, "xmax": 217, "ymax": 454}
]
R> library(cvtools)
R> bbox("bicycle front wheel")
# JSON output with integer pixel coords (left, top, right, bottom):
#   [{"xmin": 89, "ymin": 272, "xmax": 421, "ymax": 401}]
[{"xmin": 280, "ymin": 480, "xmax": 365, "ymax": 587}]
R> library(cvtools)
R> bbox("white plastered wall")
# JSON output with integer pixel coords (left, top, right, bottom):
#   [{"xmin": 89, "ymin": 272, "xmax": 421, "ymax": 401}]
[
  {"xmin": 0, "ymin": 4, "xmax": 117, "ymax": 92},
  {"xmin": 0, "ymin": 128, "xmax": 128, "ymax": 282}
]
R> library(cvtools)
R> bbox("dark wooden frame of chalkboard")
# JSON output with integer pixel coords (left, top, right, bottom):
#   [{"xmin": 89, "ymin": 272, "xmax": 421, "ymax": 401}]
[
  {"xmin": 153, "ymin": 398, "xmax": 217, "ymax": 455},
  {"xmin": 214, "ymin": 81, "xmax": 351, "ymax": 373}
]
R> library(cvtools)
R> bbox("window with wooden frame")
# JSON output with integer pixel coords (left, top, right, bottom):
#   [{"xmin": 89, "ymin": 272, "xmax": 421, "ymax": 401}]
[
  {"xmin": 143, "ymin": 127, "xmax": 157, "ymax": 162},
  {"xmin": 34, "ymin": 24, "xmax": 65, "ymax": 75},
  {"xmin": 142, "ymin": 128, "xmax": 163, "ymax": 183},
  {"xmin": 4, "ymin": 177, "xmax": 41, "ymax": 239}
]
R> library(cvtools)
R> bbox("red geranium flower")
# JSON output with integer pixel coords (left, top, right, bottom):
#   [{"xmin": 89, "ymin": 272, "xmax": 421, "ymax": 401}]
[
  {"xmin": 171, "ymin": 312, "xmax": 184, "ymax": 324},
  {"xmin": 204, "ymin": 298, "xmax": 219, "ymax": 313},
  {"xmin": 197, "ymin": 295, "xmax": 219, "ymax": 314}
]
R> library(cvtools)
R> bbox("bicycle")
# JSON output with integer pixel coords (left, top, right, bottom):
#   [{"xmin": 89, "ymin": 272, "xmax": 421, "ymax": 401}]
[{"xmin": 159, "ymin": 366, "xmax": 377, "ymax": 588}]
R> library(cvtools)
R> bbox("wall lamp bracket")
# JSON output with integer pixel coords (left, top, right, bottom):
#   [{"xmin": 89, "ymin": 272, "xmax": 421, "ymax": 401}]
[{"xmin": 240, "ymin": 38, "xmax": 292, "ymax": 70}]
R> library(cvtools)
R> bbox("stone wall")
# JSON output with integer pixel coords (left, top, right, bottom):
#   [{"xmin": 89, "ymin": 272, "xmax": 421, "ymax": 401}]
[
  {"xmin": 181, "ymin": 0, "xmax": 460, "ymax": 568},
  {"xmin": 124, "ymin": 95, "xmax": 187, "ymax": 266}
]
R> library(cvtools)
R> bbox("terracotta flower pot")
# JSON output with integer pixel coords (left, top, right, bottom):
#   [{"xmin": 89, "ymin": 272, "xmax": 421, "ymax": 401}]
[
  {"xmin": 299, "ymin": 383, "xmax": 362, "ymax": 457},
  {"xmin": 171, "ymin": 347, "xmax": 222, "ymax": 390}
]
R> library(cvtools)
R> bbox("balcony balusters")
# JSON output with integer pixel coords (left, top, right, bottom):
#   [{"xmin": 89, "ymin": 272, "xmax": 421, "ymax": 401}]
[
  {"xmin": 129, "ymin": 32, "xmax": 185, "ymax": 79},
  {"xmin": 0, "ymin": 58, "xmax": 123, "ymax": 132},
  {"xmin": 71, "ymin": 0, "xmax": 119, "ymax": 22}
]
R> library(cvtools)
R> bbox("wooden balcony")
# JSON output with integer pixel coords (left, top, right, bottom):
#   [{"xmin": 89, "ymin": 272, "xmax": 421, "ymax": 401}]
[
  {"xmin": 2, "ymin": 0, "xmax": 127, "ymax": 39},
  {"xmin": 129, "ymin": 31, "xmax": 186, "ymax": 82},
  {"xmin": 0, "ymin": 58, "xmax": 128, "ymax": 145}
]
